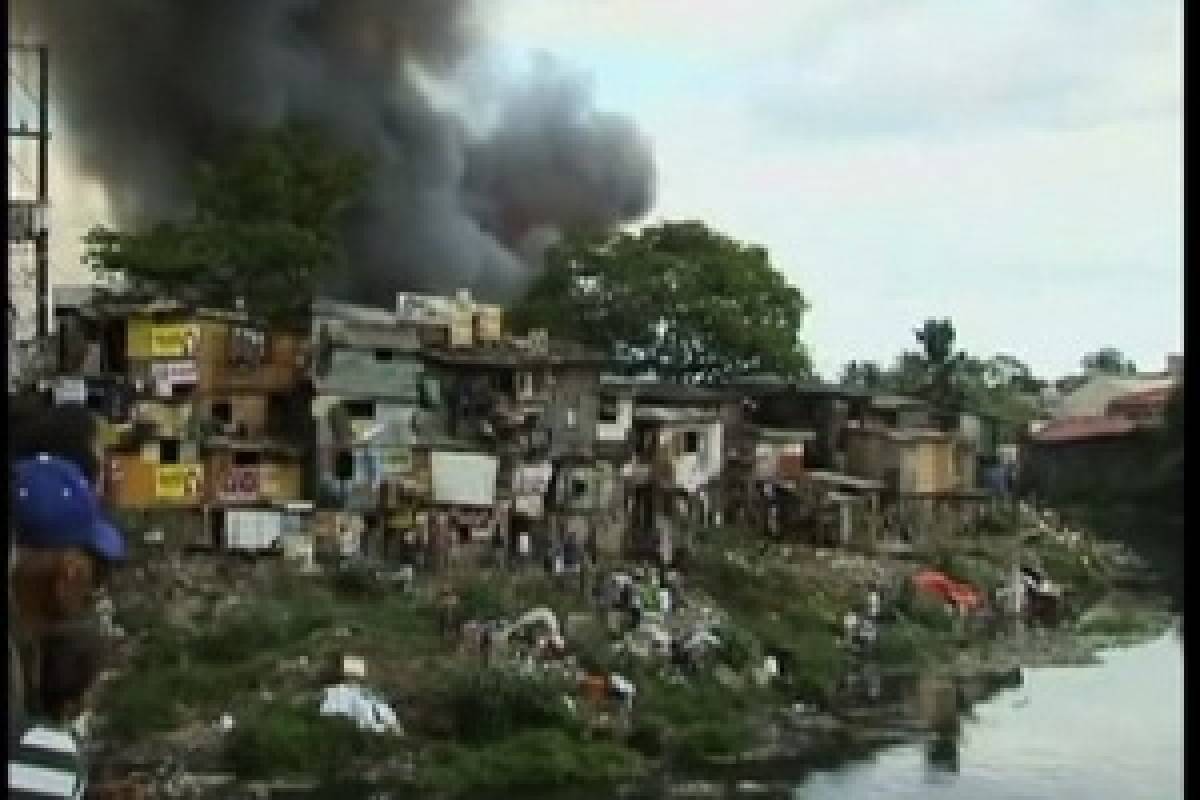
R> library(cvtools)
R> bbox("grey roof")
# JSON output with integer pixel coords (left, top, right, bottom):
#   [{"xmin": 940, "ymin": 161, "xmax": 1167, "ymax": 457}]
[
  {"xmin": 804, "ymin": 470, "xmax": 887, "ymax": 491},
  {"xmin": 328, "ymin": 323, "xmax": 422, "ymax": 352},
  {"xmin": 602, "ymin": 380, "xmax": 735, "ymax": 405},
  {"xmin": 748, "ymin": 426, "xmax": 818, "ymax": 442}
]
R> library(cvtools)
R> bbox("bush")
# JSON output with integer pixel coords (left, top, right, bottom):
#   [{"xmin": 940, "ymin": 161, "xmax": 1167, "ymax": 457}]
[
  {"xmin": 432, "ymin": 668, "xmax": 579, "ymax": 743},
  {"xmin": 715, "ymin": 624, "xmax": 757, "ymax": 671},
  {"xmin": 417, "ymin": 728, "xmax": 644, "ymax": 793},
  {"xmin": 896, "ymin": 587, "xmax": 958, "ymax": 634},
  {"xmin": 226, "ymin": 704, "xmax": 388, "ymax": 779},
  {"xmin": 332, "ymin": 563, "xmax": 383, "ymax": 598},
  {"xmin": 673, "ymin": 720, "xmax": 753, "ymax": 764},
  {"xmin": 456, "ymin": 578, "xmax": 510, "ymax": 621}
]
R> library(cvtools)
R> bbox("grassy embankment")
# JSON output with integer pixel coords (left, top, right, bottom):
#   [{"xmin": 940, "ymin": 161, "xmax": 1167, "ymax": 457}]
[{"xmin": 97, "ymin": 508, "xmax": 1158, "ymax": 796}]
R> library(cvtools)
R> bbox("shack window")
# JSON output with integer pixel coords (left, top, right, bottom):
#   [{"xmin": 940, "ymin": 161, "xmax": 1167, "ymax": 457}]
[
  {"xmin": 233, "ymin": 450, "xmax": 261, "ymax": 467},
  {"xmin": 334, "ymin": 450, "xmax": 355, "ymax": 480},
  {"xmin": 158, "ymin": 438, "xmax": 181, "ymax": 465},
  {"xmin": 374, "ymin": 349, "xmax": 394, "ymax": 362},
  {"xmin": 212, "ymin": 401, "xmax": 233, "ymax": 424},
  {"xmin": 344, "ymin": 400, "xmax": 376, "ymax": 420},
  {"xmin": 566, "ymin": 408, "xmax": 578, "ymax": 429},
  {"xmin": 684, "ymin": 431, "xmax": 700, "ymax": 454},
  {"xmin": 572, "ymin": 479, "xmax": 588, "ymax": 499},
  {"xmin": 597, "ymin": 395, "xmax": 619, "ymax": 424}
]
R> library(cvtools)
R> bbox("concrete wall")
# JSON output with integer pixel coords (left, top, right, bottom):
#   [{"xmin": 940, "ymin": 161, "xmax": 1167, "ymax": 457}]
[{"xmin": 320, "ymin": 349, "xmax": 423, "ymax": 400}]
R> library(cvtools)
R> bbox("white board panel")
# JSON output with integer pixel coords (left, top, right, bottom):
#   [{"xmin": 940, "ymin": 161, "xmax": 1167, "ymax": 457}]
[{"xmin": 431, "ymin": 451, "xmax": 498, "ymax": 507}]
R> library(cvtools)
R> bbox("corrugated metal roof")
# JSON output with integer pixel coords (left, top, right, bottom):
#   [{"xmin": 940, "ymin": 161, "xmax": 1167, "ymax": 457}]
[{"xmin": 1030, "ymin": 415, "xmax": 1136, "ymax": 444}]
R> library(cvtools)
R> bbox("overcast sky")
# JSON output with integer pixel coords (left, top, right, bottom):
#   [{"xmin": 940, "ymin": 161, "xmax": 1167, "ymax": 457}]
[
  {"xmin": 26, "ymin": 1, "xmax": 1181, "ymax": 380},
  {"xmin": 488, "ymin": 0, "xmax": 1182, "ymax": 379}
]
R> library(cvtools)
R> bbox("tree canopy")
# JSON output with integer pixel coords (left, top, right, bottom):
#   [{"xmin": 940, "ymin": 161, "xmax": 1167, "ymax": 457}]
[
  {"xmin": 85, "ymin": 124, "xmax": 368, "ymax": 322},
  {"xmin": 839, "ymin": 318, "xmax": 1042, "ymax": 442},
  {"xmin": 1081, "ymin": 347, "xmax": 1138, "ymax": 376},
  {"xmin": 511, "ymin": 221, "xmax": 812, "ymax": 385}
]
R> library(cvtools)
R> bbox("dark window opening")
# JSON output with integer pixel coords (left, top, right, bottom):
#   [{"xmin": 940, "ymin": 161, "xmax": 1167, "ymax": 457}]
[
  {"xmin": 334, "ymin": 450, "xmax": 355, "ymax": 480},
  {"xmin": 374, "ymin": 349, "xmax": 394, "ymax": 362},
  {"xmin": 85, "ymin": 385, "xmax": 106, "ymax": 413},
  {"xmin": 598, "ymin": 396, "xmax": 619, "ymax": 424},
  {"xmin": 685, "ymin": 431, "xmax": 700, "ymax": 454},
  {"xmin": 171, "ymin": 382, "xmax": 195, "ymax": 400},
  {"xmin": 572, "ymin": 479, "xmax": 588, "ymax": 498},
  {"xmin": 344, "ymin": 400, "xmax": 376, "ymax": 420},
  {"xmin": 267, "ymin": 393, "xmax": 289, "ymax": 437},
  {"xmin": 159, "ymin": 438, "xmax": 181, "ymax": 465},
  {"xmin": 233, "ymin": 450, "xmax": 261, "ymax": 467},
  {"xmin": 212, "ymin": 401, "xmax": 233, "ymax": 424},
  {"xmin": 459, "ymin": 525, "xmax": 471, "ymax": 545},
  {"xmin": 101, "ymin": 319, "xmax": 128, "ymax": 373}
]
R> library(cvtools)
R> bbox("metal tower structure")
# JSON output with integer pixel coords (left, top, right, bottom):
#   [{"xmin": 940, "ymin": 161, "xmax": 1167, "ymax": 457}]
[{"xmin": 8, "ymin": 42, "xmax": 50, "ymax": 341}]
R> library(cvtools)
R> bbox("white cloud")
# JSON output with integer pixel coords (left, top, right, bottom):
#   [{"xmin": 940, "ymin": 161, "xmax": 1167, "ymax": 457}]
[
  {"xmin": 747, "ymin": 1, "xmax": 1180, "ymax": 138},
  {"xmin": 490, "ymin": 0, "xmax": 1181, "ymax": 378}
]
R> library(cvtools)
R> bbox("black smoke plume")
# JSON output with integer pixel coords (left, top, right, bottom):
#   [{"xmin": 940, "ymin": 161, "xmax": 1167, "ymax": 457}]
[{"xmin": 12, "ymin": 0, "xmax": 655, "ymax": 302}]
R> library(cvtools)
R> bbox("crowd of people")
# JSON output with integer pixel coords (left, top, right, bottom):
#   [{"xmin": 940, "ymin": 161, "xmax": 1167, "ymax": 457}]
[{"xmin": 9, "ymin": 399, "xmax": 129, "ymax": 798}]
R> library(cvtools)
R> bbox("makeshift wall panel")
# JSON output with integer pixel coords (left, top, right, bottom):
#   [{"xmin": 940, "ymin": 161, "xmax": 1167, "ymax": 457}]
[{"xmin": 431, "ymin": 451, "xmax": 497, "ymax": 506}]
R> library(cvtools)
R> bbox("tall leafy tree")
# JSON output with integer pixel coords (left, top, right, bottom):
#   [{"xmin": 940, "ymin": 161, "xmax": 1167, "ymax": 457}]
[
  {"xmin": 1081, "ymin": 347, "xmax": 1138, "ymax": 376},
  {"xmin": 512, "ymin": 221, "xmax": 812, "ymax": 385},
  {"xmin": 85, "ymin": 124, "xmax": 368, "ymax": 321}
]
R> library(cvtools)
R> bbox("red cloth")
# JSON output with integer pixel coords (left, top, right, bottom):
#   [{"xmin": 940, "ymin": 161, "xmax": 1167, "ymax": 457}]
[{"xmin": 912, "ymin": 569, "xmax": 981, "ymax": 611}]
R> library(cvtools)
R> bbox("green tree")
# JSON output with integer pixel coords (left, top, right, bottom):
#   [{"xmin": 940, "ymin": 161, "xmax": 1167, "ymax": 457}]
[
  {"xmin": 512, "ymin": 221, "xmax": 812, "ymax": 385},
  {"xmin": 910, "ymin": 318, "xmax": 968, "ymax": 408},
  {"xmin": 840, "ymin": 360, "xmax": 885, "ymax": 390},
  {"xmin": 1081, "ymin": 347, "xmax": 1138, "ymax": 376},
  {"xmin": 85, "ymin": 124, "xmax": 368, "ymax": 321}
]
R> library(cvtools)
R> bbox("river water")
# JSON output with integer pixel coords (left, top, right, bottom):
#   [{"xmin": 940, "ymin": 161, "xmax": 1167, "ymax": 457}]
[{"xmin": 794, "ymin": 626, "xmax": 1183, "ymax": 800}]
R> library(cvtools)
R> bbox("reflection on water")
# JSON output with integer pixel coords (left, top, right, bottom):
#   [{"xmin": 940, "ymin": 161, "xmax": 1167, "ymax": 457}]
[{"xmin": 795, "ymin": 626, "xmax": 1183, "ymax": 800}]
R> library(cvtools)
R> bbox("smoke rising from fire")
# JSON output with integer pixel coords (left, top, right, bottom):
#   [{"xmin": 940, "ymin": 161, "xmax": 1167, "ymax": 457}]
[{"xmin": 12, "ymin": 0, "xmax": 656, "ymax": 302}]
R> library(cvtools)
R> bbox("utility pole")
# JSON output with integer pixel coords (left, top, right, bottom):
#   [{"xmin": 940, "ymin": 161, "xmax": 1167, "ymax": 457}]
[{"xmin": 8, "ymin": 43, "xmax": 50, "ymax": 340}]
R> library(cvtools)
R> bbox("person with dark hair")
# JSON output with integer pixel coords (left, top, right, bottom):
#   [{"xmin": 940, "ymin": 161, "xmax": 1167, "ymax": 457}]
[{"xmin": 9, "ymin": 626, "xmax": 106, "ymax": 798}]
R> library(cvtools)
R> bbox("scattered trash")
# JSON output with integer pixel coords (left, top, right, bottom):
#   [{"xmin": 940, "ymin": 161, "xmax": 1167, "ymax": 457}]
[
  {"xmin": 143, "ymin": 529, "xmax": 165, "ymax": 545},
  {"xmin": 496, "ymin": 606, "xmax": 560, "ymax": 645},
  {"xmin": 343, "ymin": 655, "xmax": 368, "ymax": 680},
  {"xmin": 214, "ymin": 713, "xmax": 236, "ymax": 733},
  {"xmin": 319, "ymin": 684, "xmax": 403, "ymax": 735},
  {"xmin": 608, "ymin": 673, "xmax": 636, "ymax": 709},
  {"xmin": 912, "ymin": 569, "xmax": 982, "ymax": 612}
]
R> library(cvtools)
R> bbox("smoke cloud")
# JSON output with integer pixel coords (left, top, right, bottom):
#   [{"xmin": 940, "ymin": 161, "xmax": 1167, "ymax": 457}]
[{"xmin": 11, "ymin": 0, "xmax": 656, "ymax": 303}]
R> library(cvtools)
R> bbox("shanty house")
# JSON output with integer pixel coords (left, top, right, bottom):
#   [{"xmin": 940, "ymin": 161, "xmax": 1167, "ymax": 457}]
[
  {"xmin": 1021, "ymin": 415, "xmax": 1166, "ymax": 502},
  {"xmin": 613, "ymin": 382, "xmax": 736, "ymax": 558}
]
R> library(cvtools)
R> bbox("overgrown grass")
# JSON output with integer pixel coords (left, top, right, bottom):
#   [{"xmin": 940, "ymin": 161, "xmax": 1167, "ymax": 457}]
[
  {"xmin": 225, "ymin": 703, "xmax": 395, "ymax": 780},
  {"xmin": 424, "ymin": 667, "xmax": 580, "ymax": 743},
  {"xmin": 416, "ymin": 728, "xmax": 644, "ymax": 795},
  {"xmin": 101, "ymin": 572, "xmax": 444, "ymax": 743},
  {"xmin": 632, "ymin": 675, "xmax": 762, "ymax": 764},
  {"xmin": 1074, "ymin": 603, "xmax": 1170, "ymax": 637}
]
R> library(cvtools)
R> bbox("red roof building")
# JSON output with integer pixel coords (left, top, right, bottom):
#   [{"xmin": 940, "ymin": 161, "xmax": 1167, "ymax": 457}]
[
  {"xmin": 1106, "ymin": 386, "xmax": 1175, "ymax": 423},
  {"xmin": 1030, "ymin": 415, "xmax": 1136, "ymax": 444}
]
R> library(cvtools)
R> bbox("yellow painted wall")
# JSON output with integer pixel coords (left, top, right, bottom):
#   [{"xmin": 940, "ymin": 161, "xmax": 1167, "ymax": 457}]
[{"xmin": 106, "ymin": 456, "xmax": 204, "ymax": 508}]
